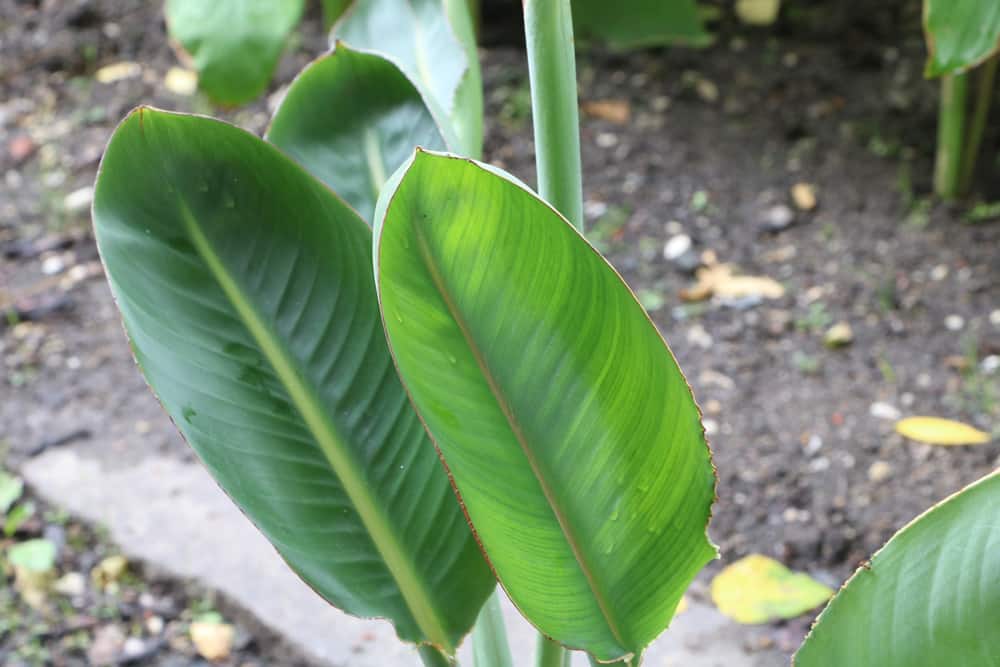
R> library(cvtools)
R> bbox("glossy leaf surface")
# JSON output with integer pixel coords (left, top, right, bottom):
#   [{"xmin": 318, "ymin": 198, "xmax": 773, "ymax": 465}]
[
  {"xmin": 92, "ymin": 110, "xmax": 493, "ymax": 652},
  {"xmin": 924, "ymin": 0, "xmax": 1000, "ymax": 76},
  {"xmin": 164, "ymin": 0, "xmax": 304, "ymax": 105},
  {"xmin": 267, "ymin": 44, "xmax": 449, "ymax": 224},
  {"xmin": 572, "ymin": 0, "xmax": 710, "ymax": 49},
  {"xmin": 333, "ymin": 0, "xmax": 483, "ymax": 156},
  {"xmin": 795, "ymin": 470, "xmax": 1000, "ymax": 666},
  {"xmin": 375, "ymin": 151, "xmax": 717, "ymax": 662}
]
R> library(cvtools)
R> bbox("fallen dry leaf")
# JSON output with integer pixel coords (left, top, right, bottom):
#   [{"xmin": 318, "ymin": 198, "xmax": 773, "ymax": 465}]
[
  {"xmin": 95, "ymin": 61, "xmax": 142, "ymax": 84},
  {"xmin": 165, "ymin": 67, "xmax": 198, "ymax": 96},
  {"xmin": 791, "ymin": 182, "xmax": 817, "ymax": 211},
  {"xmin": 710, "ymin": 554, "xmax": 832, "ymax": 624},
  {"xmin": 680, "ymin": 263, "xmax": 785, "ymax": 302},
  {"xmin": 190, "ymin": 621, "xmax": 235, "ymax": 661},
  {"xmin": 895, "ymin": 417, "xmax": 991, "ymax": 446},
  {"xmin": 735, "ymin": 0, "xmax": 781, "ymax": 26},
  {"xmin": 582, "ymin": 99, "xmax": 631, "ymax": 125},
  {"xmin": 91, "ymin": 554, "xmax": 128, "ymax": 589}
]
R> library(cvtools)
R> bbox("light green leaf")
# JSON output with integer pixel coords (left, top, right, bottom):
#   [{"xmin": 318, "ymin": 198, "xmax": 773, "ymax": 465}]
[
  {"xmin": 572, "ymin": 0, "xmax": 711, "ymax": 50},
  {"xmin": 5, "ymin": 502, "xmax": 34, "ymax": 537},
  {"xmin": 333, "ymin": 0, "xmax": 483, "ymax": 157},
  {"xmin": 92, "ymin": 109, "xmax": 493, "ymax": 652},
  {"xmin": 924, "ymin": 0, "xmax": 1000, "ymax": 77},
  {"xmin": 795, "ymin": 470, "xmax": 1000, "ymax": 666},
  {"xmin": 267, "ymin": 44, "xmax": 449, "ymax": 224},
  {"xmin": 374, "ymin": 151, "xmax": 717, "ymax": 662},
  {"xmin": 164, "ymin": 0, "xmax": 305, "ymax": 105},
  {"xmin": 8, "ymin": 538, "xmax": 57, "ymax": 573},
  {"xmin": 0, "ymin": 471, "xmax": 23, "ymax": 514}
]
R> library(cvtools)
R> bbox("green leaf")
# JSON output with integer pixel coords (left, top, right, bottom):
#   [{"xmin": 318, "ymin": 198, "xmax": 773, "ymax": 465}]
[
  {"xmin": 0, "ymin": 470, "xmax": 23, "ymax": 514},
  {"xmin": 472, "ymin": 590, "xmax": 514, "ymax": 667},
  {"xmin": 5, "ymin": 502, "xmax": 34, "ymax": 537},
  {"xmin": 164, "ymin": 0, "xmax": 305, "ymax": 105},
  {"xmin": 795, "ymin": 470, "xmax": 1000, "ymax": 666},
  {"xmin": 924, "ymin": 0, "xmax": 1000, "ymax": 77},
  {"xmin": 374, "ymin": 151, "xmax": 717, "ymax": 662},
  {"xmin": 333, "ymin": 0, "xmax": 483, "ymax": 157},
  {"xmin": 267, "ymin": 44, "xmax": 449, "ymax": 224},
  {"xmin": 92, "ymin": 109, "xmax": 493, "ymax": 652},
  {"xmin": 322, "ymin": 0, "xmax": 351, "ymax": 30},
  {"xmin": 8, "ymin": 538, "xmax": 57, "ymax": 573},
  {"xmin": 572, "ymin": 0, "xmax": 711, "ymax": 50}
]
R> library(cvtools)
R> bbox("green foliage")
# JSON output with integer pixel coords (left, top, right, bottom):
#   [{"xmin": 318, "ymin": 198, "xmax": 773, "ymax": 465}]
[
  {"xmin": 795, "ymin": 471, "xmax": 1000, "ymax": 666},
  {"xmin": 374, "ymin": 151, "xmax": 716, "ymax": 661},
  {"xmin": 164, "ymin": 0, "xmax": 305, "ymax": 105},
  {"xmin": 7, "ymin": 539, "xmax": 56, "ymax": 572},
  {"xmin": 923, "ymin": 0, "xmax": 1000, "ymax": 76},
  {"xmin": 573, "ymin": 0, "xmax": 710, "ymax": 49},
  {"xmin": 92, "ymin": 109, "xmax": 494, "ymax": 653}
]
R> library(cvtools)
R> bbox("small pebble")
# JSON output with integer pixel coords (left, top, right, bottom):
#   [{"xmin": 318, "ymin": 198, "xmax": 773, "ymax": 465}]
[
  {"xmin": 63, "ymin": 186, "xmax": 94, "ymax": 213},
  {"xmin": 930, "ymin": 264, "xmax": 949, "ymax": 281},
  {"xmin": 41, "ymin": 255, "xmax": 65, "ymax": 275},
  {"xmin": 824, "ymin": 321, "xmax": 854, "ymax": 348},
  {"xmin": 702, "ymin": 419, "xmax": 719, "ymax": 436},
  {"xmin": 663, "ymin": 234, "xmax": 692, "ymax": 260},
  {"xmin": 944, "ymin": 315, "xmax": 965, "ymax": 332},
  {"xmin": 990, "ymin": 310, "xmax": 1000, "ymax": 327},
  {"xmin": 759, "ymin": 204, "xmax": 795, "ymax": 232},
  {"xmin": 869, "ymin": 402, "xmax": 901, "ymax": 421},
  {"xmin": 695, "ymin": 79, "xmax": 719, "ymax": 103},
  {"xmin": 867, "ymin": 461, "xmax": 893, "ymax": 483},
  {"xmin": 595, "ymin": 132, "xmax": 618, "ymax": 148},
  {"xmin": 687, "ymin": 324, "xmax": 714, "ymax": 349},
  {"xmin": 982, "ymin": 356, "xmax": 999, "ymax": 374}
]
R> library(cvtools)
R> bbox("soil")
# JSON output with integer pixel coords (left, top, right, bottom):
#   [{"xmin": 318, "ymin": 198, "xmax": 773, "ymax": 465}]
[{"xmin": 2, "ymin": 0, "xmax": 999, "ymax": 663}]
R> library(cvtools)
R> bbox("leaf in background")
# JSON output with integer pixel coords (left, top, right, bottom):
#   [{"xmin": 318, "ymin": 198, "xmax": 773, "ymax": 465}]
[
  {"xmin": 924, "ymin": 0, "xmax": 1000, "ymax": 77},
  {"xmin": 572, "ymin": 0, "xmax": 711, "ymax": 49},
  {"xmin": 164, "ymin": 0, "xmax": 305, "ymax": 105},
  {"xmin": 333, "ymin": 0, "xmax": 483, "ymax": 157},
  {"xmin": 322, "ymin": 0, "xmax": 351, "ymax": 29},
  {"xmin": 0, "ymin": 470, "xmax": 23, "ymax": 514},
  {"xmin": 735, "ymin": 0, "xmax": 781, "ymax": 26},
  {"xmin": 93, "ymin": 109, "xmax": 493, "ymax": 652},
  {"xmin": 795, "ymin": 470, "xmax": 1000, "ymax": 666},
  {"xmin": 895, "ymin": 416, "xmax": 991, "ymax": 445},
  {"xmin": 7, "ymin": 538, "xmax": 56, "ymax": 573},
  {"xmin": 4, "ymin": 502, "xmax": 34, "ymax": 537},
  {"xmin": 710, "ymin": 554, "xmax": 832, "ymax": 624},
  {"xmin": 267, "ymin": 44, "xmax": 449, "ymax": 223},
  {"xmin": 375, "ymin": 151, "xmax": 717, "ymax": 662}
]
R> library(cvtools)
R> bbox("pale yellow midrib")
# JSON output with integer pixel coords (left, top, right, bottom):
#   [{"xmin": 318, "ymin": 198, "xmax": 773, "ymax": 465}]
[{"xmin": 178, "ymin": 200, "xmax": 452, "ymax": 651}]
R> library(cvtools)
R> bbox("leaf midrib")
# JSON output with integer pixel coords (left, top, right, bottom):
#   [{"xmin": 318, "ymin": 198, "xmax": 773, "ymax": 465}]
[
  {"xmin": 177, "ymin": 197, "xmax": 453, "ymax": 651},
  {"xmin": 410, "ymin": 218, "xmax": 630, "ymax": 653}
]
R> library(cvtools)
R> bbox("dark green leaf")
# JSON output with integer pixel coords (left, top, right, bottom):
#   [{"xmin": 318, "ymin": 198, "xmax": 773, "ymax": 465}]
[
  {"xmin": 572, "ymin": 0, "xmax": 710, "ymax": 49},
  {"xmin": 267, "ymin": 44, "xmax": 449, "ymax": 224},
  {"xmin": 92, "ymin": 110, "xmax": 493, "ymax": 652},
  {"xmin": 164, "ymin": 0, "xmax": 304, "ymax": 105},
  {"xmin": 375, "ymin": 151, "xmax": 717, "ymax": 662},
  {"xmin": 795, "ymin": 470, "xmax": 1000, "ymax": 666},
  {"xmin": 924, "ymin": 0, "xmax": 1000, "ymax": 76}
]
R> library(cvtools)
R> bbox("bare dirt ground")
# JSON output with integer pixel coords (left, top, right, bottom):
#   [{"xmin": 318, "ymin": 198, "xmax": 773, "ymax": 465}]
[{"xmin": 2, "ymin": 0, "xmax": 998, "ymax": 664}]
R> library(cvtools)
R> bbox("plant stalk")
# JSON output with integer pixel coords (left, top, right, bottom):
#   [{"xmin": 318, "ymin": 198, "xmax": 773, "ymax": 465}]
[
  {"xmin": 934, "ymin": 71, "xmax": 969, "ymax": 199},
  {"xmin": 472, "ymin": 589, "xmax": 514, "ymax": 667},
  {"xmin": 959, "ymin": 54, "xmax": 999, "ymax": 195},
  {"xmin": 537, "ymin": 634, "xmax": 569, "ymax": 667},
  {"xmin": 523, "ymin": 0, "xmax": 584, "ymax": 231},
  {"xmin": 418, "ymin": 646, "xmax": 455, "ymax": 667}
]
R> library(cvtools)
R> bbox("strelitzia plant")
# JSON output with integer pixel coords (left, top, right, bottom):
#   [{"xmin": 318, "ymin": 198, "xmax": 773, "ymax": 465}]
[{"xmin": 92, "ymin": 0, "xmax": 999, "ymax": 665}]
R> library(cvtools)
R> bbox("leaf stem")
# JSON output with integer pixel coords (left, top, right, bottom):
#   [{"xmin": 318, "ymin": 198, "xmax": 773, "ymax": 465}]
[
  {"xmin": 958, "ymin": 54, "xmax": 999, "ymax": 195},
  {"xmin": 933, "ymin": 71, "xmax": 969, "ymax": 200},
  {"xmin": 523, "ymin": 0, "xmax": 584, "ymax": 231},
  {"xmin": 537, "ymin": 634, "xmax": 569, "ymax": 667},
  {"xmin": 472, "ymin": 588, "xmax": 514, "ymax": 667},
  {"xmin": 419, "ymin": 646, "xmax": 455, "ymax": 667}
]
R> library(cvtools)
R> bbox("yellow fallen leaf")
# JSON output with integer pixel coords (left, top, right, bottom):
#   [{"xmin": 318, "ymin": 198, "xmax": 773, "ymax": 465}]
[
  {"xmin": 582, "ymin": 99, "xmax": 631, "ymax": 125},
  {"xmin": 710, "ymin": 554, "xmax": 832, "ymax": 624},
  {"xmin": 91, "ymin": 554, "xmax": 128, "ymax": 589},
  {"xmin": 95, "ymin": 61, "xmax": 142, "ymax": 84},
  {"xmin": 190, "ymin": 621, "xmax": 235, "ymax": 661},
  {"xmin": 164, "ymin": 67, "xmax": 198, "ymax": 96},
  {"xmin": 895, "ymin": 417, "xmax": 991, "ymax": 446},
  {"xmin": 680, "ymin": 263, "xmax": 785, "ymax": 302},
  {"xmin": 735, "ymin": 0, "xmax": 781, "ymax": 26}
]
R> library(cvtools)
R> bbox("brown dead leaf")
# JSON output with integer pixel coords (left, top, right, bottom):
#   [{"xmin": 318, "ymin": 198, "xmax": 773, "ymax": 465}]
[{"xmin": 582, "ymin": 99, "xmax": 631, "ymax": 125}]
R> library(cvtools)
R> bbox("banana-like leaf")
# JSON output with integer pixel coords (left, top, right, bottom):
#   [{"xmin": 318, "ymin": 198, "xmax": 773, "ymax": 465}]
[
  {"xmin": 795, "ymin": 470, "xmax": 1000, "ymax": 666},
  {"xmin": 333, "ymin": 0, "xmax": 483, "ymax": 157},
  {"xmin": 322, "ymin": 0, "xmax": 351, "ymax": 29},
  {"xmin": 924, "ymin": 0, "xmax": 1000, "ymax": 77},
  {"xmin": 92, "ymin": 110, "xmax": 494, "ymax": 653},
  {"xmin": 374, "ymin": 151, "xmax": 717, "ymax": 662},
  {"xmin": 267, "ymin": 44, "xmax": 450, "ymax": 224},
  {"xmin": 164, "ymin": 0, "xmax": 304, "ymax": 106},
  {"xmin": 572, "ymin": 0, "xmax": 710, "ymax": 50}
]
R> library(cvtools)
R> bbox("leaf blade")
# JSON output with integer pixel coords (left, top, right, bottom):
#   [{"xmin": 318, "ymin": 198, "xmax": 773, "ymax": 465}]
[
  {"xmin": 93, "ymin": 110, "xmax": 493, "ymax": 651},
  {"xmin": 924, "ymin": 0, "xmax": 1000, "ymax": 77},
  {"xmin": 375, "ymin": 151, "xmax": 717, "ymax": 661}
]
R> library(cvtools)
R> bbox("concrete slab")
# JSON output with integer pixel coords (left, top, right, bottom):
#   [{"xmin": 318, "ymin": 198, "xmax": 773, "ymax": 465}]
[{"xmin": 24, "ymin": 448, "xmax": 783, "ymax": 667}]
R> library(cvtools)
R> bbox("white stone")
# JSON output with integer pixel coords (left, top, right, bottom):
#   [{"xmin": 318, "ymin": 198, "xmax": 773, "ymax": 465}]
[{"xmin": 869, "ymin": 402, "xmax": 901, "ymax": 421}]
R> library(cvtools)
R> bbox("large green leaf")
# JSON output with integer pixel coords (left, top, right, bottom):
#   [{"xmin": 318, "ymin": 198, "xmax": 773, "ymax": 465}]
[
  {"xmin": 92, "ymin": 110, "xmax": 494, "ymax": 653},
  {"xmin": 267, "ymin": 44, "xmax": 450, "ymax": 224},
  {"xmin": 374, "ymin": 151, "xmax": 717, "ymax": 662},
  {"xmin": 572, "ymin": 0, "xmax": 710, "ymax": 50},
  {"xmin": 924, "ymin": 0, "xmax": 1000, "ymax": 77},
  {"xmin": 333, "ymin": 0, "xmax": 483, "ymax": 157},
  {"xmin": 164, "ymin": 0, "xmax": 304, "ymax": 106},
  {"xmin": 795, "ymin": 470, "xmax": 1000, "ymax": 666}
]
